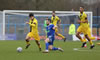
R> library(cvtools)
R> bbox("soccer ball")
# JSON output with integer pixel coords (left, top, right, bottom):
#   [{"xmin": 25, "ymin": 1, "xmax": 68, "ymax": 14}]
[{"xmin": 17, "ymin": 47, "xmax": 22, "ymax": 52}]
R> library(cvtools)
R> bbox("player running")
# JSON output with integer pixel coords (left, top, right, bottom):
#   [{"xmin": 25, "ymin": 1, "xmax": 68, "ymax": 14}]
[
  {"xmin": 51, "ymin": 11, "xmax": 66, "ymax": 42},
  {"xmin": 76, "ymin": 6, "xmax": 95, "ymax": 49},
  {"xmin": 25, "ymin": 13, "xmax": 41, "ymax": 51},
  {"xmin": 43, "ymin": 19, "xmax": 64, "ymax": 53}
]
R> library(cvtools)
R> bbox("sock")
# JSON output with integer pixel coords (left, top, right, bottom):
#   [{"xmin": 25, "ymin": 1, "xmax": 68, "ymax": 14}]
[
  {"xmin": 45, "ymin": 42, "xmax": 49, "ymax": 50},
  {"xmin": 83, "ymin": 38, "xmax": 87, "ymax": 42},
  {"xmin": 52, "ymin": 47, "xmax": 58, "ymax": 50},
  {"xmin": 80, "ymin": 39, "xmax": 85, "ymax": 42},
  {"xmin": 26, "ymin": 42, "xmax": 30, "ymax": 45},
  {"xmin": 38, "ymin": 44, "xmax": 41, "ymax": 48},
  {"xmin": 57, "ymin": 33, "xmax": 65, "ymax": 39},
  {"xmin": 90, "ymin": 37, "xmax": 96, "ymax": 40},
  {"xmin": 89, "ymin": 40, "xmax": 93, "ymax": 45},
  {"xmin": 26, "ymin": 39, "xmax": 30, "ymax": 45}
]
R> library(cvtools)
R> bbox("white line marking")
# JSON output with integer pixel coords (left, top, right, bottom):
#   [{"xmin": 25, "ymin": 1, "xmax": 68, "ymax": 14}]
[{"xmin": 73, "ymin": 48, "xmax": 92, "ymax": 52}]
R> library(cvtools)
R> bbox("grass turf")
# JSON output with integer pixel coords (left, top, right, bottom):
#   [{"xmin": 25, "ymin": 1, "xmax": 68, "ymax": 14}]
[{"xmin": 0, "ymin": 40, "xmax": 100, "ymax": 60}]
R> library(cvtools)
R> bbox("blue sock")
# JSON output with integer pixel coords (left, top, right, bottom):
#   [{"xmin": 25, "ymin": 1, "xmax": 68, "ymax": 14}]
[
  {"xmin": 52, "ymin": 47, "xmax": 58, "ymax": 50},
  {"xmin": 45, "ymin": 42, "xmax": 49, "ymax": 50}
]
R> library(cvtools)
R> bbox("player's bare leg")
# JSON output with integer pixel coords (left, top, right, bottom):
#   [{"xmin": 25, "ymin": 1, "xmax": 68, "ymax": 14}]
[
  {"xmin": 35, "ymin": 40, "xmax": 42, "ymax": 51},
  {"xmin": 83, "ymin": 36, "xmax": 96, "ymax": 48},
  {"xmin": 85, "ymin": 34, "xmax": 95, "ymax": 49},
  {"xmin": 25, "ymin": 36, "xmax": 31, "ymax": 49},
  {"xmin": 55, "ymin": 32, "xmax": 66, "ymax": 42},
  {"xmin": 76, "ymin": 32, "xmax": 86, "ymax": 48}
]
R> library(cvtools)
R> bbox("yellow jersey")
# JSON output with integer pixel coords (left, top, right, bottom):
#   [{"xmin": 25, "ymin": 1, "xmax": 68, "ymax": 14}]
[
  {"xmin": 79, "ymin": 12, "xmax": 88, "ymax": 27},
  {"xmin": 51, "ymin": 16, "xmax": 60, "ymax": 26},
  {"xmin": 29, "ymin": 18, "xmax": 38, "ymax": 33}
]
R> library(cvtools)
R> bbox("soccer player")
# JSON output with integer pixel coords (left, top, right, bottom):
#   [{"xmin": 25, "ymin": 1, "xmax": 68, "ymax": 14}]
[
  {"xmin": 51, "ymin": 11, "xmax": 66, "ymax": 42},
  {"xmin": 44, "ymin": 17, "xmax": 48, "ymax": 36},
  {"xmin": 76, "ymin": 6, "xmax": 95, "ymax": 49},
  {"xmin": 25, "ymin": 13, "xmax": 41, "ymax": 51},
  {"xmin": 43, "ymin": 19, "xmax": 64, "ymax": 53}
]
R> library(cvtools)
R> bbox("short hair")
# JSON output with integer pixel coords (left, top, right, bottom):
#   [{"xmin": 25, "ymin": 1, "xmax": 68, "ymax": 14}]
[
  {"xmin": 48, "ymin": 19, "xmax": 52, "ymax": 23},
  {"xmin": 29, "ymin": 13, "xmax": 34, "ymax": 17},
  {"xmin": 52, "ymin": 11, "xmax": 55, "ymax": 13},
  {"xmin": 80, "ymin": 6, "xmax": 84, "ymax": 9}
]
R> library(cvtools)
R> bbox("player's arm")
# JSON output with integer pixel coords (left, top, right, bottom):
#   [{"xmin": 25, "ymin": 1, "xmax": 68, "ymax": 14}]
[
  {"xmin": 29, "ymin": 22, "xmax": 36, "ymax": 27},
  {"xmin": 78, "ymin": 14, "xmax": 88, "ymax": 23},
  {"xmin": 26, "ymin": 21, "xmax": 37, "ymax": 27},
  {"xmin": 77, "ymin": 16, "xmax": 82, "ymax": 24},
  {"xmin": 26, "ymin": 22, "xmax": 29, "ymax": 24},
  {"xmin": 82, "ymin": 17, "xmax": 88, "ymax": 23},
  {"xmin": 58, "ymin": 19, "xmax": 61, "ymax": 24},
  {"xmin": 78, "ymin": 19, "xmax": 88, "ymax": 23},
  {"xmin": 51, "ymin": 18, "xmax": 53, "ymax": 23},
  {"xmin": 83, "ymin": 14, "xmax": 88, "ymax": 23},
  {"xmin": 57, "ymin": 17, "xmax": 61, "ymax": 27},
  {"xmin": 53, "ymin": 25, "xmax": 57, "ymax": 30}
]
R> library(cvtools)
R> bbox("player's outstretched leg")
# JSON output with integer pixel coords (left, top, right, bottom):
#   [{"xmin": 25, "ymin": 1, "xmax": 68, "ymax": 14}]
[
  {"xmin": 35, "ymin": 40, "xmax": 42, "ymax": 51},
  {"xmin": 76, "ymin": 32, "xmax": 87, "ymax": 48},
  {"xmin": 52, "ymin": 47, "xmax": 64, "ymax": 52},
  {"xmin": 25, "ymin": 35, "xmax": 31, "ymax": 49},
  {"xmin": 55, "ymin": 32, "xmax": 66, "ymax": 42},
  {"xmin": 49, "ymin": 45, "xmax": 64, "ymax": 52},
  {"xmin": 85, "ymin": 35, "xmax": 95, "ymax": 49},
  {"xmin": 25, "ymin": 39, "xmax": 31, "ymax": 49},
  {"xmin": 83, "ymin": 37, "xmax": 96, "ymax": 48}
]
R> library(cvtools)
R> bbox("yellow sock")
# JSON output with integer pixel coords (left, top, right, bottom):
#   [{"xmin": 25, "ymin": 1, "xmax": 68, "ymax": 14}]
[
  {"xmin": 89, "ymin": 40, "xmax": 93, "ymax": 45},
  {"xmin": 90, "ymin": 37, "xmax": 96, "ymax": 40},
  {"xmin": 38, "ymin": 45, "xmax": 41, "ymax": 48},
  {"xmin": 83, "ymin": 38, "xmax": 87, "ymax": 42},
  {"xmin": 26, "ymin": 41, "xmax": 30, "ymax": 45},
  {"xmin": 80, "ymin": 39, "xmax": 85, "ymax": 42},
  {"xmin": 57, "ymin": 33, "xmax": 65, "ymax": 39}
]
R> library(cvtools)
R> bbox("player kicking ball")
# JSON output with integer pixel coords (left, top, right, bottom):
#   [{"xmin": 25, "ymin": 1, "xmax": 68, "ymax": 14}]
[
  {"xmin": 25, "ymin": 13, "xmax": 41, "ymax": 51},
  {"xmin": 43, "ymin": 19, "xmax": 63, "ymax": 53}
]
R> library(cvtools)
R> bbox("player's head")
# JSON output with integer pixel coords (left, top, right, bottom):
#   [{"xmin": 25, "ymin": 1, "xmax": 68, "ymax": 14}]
[
  {"xmin": 29, "ymin": 13, "xmax": 34, "ymax": 20},
  {"xmin": 52, "ymin": 11, "xmax": 55, "ymax": 17},
  {"xmin": 46, "ymin": 19, "xmax": 51, "ymax": 25},
  {"xmin": 80, "ymin": 6, "xmax": 84, "ymax": 13},
  {"xmin": 70, "ymin": 22, "xmax": 74, "ymax": 24}
]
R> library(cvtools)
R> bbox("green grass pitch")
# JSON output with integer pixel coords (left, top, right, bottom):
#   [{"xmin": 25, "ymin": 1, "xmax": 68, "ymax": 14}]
[{"xmin": 0, "ymin": 40, "xmax": 100, "ymax": 60}]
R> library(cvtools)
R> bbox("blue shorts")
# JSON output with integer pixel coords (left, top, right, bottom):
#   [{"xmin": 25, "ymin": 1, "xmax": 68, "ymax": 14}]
[{"xmin": 47, "ymin": 35, "xmax": 55, "ymax": 45}]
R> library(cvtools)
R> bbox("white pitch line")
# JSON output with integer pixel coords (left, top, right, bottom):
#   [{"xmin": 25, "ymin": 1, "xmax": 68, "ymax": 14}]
[{"xmin": 73, "ymin": 48, "xmax": 92, "ymax": 52}]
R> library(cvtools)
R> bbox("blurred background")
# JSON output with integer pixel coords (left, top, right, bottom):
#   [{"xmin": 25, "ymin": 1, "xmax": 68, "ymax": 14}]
[
  {"xmin": 0, "ymin": 0, "xmax": 100, "ymax": 16},
  {"xmin": 0, "ymin": 0, "xmax": 100, "ymax": 40}
]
